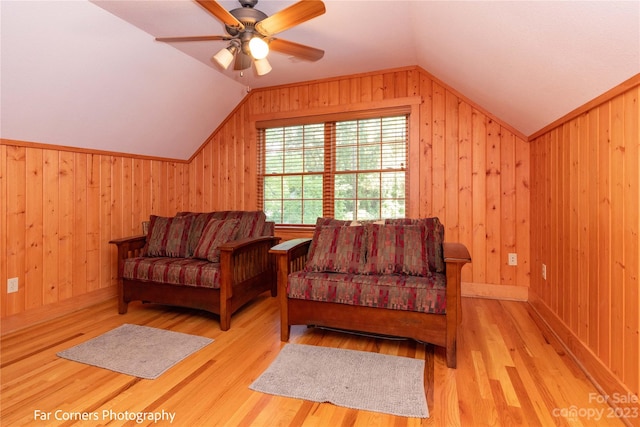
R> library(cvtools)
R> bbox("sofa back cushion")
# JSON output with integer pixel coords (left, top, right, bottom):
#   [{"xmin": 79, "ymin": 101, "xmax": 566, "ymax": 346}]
[
  {"xmin": 210, "ymin": 211, "xmax": 267, "ymax": 240},
  {"xmin": 192, "ymin": 219, "xmax": 240, "ymax": 262},
  {"xmin": 306, "ymin": 217, "xmax": 352, "ymax": 263},
  {"xmin": 385, "ymin": 217, "xmax": 444, "ymax": 273},
  {"xmin": 261, "ymin": 221, "xmax": 275, "ymax": 237},
  {"xmin": 178, "ymin": 211, "xmax": 270, "ymax": 257},
  {"xmin": 181, "ymin": 212, "xmax": 217, "ymax": 256},
  {"xmin": 363, "ymin": 223, "xmax": 429, "ymax": 276},
  {"xmin": 144, "ymin": 215, "xmax": 194, "ymax": 258},
  {"xmin": 305, "ymin": 225, "xmax": 366, "ymax": 274},
  {"xmin": 305, "ymin": 216, "xmax": 445, "ymax": 275}
]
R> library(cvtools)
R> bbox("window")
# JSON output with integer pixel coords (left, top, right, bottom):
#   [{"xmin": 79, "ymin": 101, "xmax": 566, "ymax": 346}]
[{"xmin": 258, "ymin": 114, "xmax": 408, "ymax": 225}]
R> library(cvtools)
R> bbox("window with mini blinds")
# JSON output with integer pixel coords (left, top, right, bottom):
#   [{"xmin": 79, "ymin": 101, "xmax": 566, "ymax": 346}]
[{"xmin": 257, "ymin": 112, "xmax": 408, "ymax": 225}]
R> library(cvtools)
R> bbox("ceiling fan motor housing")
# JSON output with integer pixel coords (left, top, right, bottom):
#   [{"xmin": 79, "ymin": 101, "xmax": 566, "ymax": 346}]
[
  {"xmin": 239, "ymin": 0, "xmax": 258, "ymax": 7},
  {"xmin": 226, "ymin": 3, "xmax": 268, "ymax": 38}
]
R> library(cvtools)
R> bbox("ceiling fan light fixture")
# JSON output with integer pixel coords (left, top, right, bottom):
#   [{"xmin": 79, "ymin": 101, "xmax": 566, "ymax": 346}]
[
  {"xmin": 254, "ymin": 57, "xmax": 272, "ymax": 76},
  {"xmin": 212, "ymin": 47, "xmax": 234, "ymax": 69},
  {"xmin": 248, "ymin": 36, "xmax": 269, "ymax": 60},
  {"xmin": 212, "ymin": 40, "xmax": 240, "ymax": 69}
]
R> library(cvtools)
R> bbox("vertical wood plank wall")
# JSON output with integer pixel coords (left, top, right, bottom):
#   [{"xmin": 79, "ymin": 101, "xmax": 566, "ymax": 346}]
[
  {"xmin": 0, "ymin": 144, "xmax": 189, "ymax": 325},
  {"xmin": 529, "ymin": 83, "xmax": 639, "ymax": 405},
  {"xmin": 188, "ymin": 66, "xmax": 531, "ymax": 290}
]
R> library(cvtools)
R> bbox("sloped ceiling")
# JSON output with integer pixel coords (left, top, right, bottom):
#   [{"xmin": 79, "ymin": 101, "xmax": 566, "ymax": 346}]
[{"xmin": 1, "ymin": 0, "xmax": 638, "ymax": 160}]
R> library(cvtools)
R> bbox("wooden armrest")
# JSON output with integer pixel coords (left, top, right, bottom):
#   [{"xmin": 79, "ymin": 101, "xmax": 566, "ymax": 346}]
[
  {"xmin": 443, "ymin": 242, "xmax": 471, "ymax": 264},
  {"xmin": 109, "ymin": 235, "xmax": 147, "ymax": 276},
  {"xmin": 269, "ymin": 238, "xmax": 312, "ymax": 255},
  {"xmin": 109, "ymin": 234, "xmax": 147, "ymax": 247},
  {"xmin": 270, "ymin": 238, "xmax": 312, "ymax": 274},
  {"xmin": 219, "ymin": 235, "xmax": 281, "ymax": 253},
  {"xmin": 109, "ymin": 235, "xmax": 147, "ymax": 257}
]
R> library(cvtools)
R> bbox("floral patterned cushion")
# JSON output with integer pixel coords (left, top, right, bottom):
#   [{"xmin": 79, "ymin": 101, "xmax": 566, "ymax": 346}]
[
  {"xmin": 123, "ymin": 257, "xmax": 221, "ymax": 289},
  {"xmin": 305, "ymin": 226, "xmax": 366, "ymax": 274},
  {"xmin": 287, "ymin": 270, "xmax": 446, "ymax": 314},
  {"xmin": 192, "ymin": 219, "xmax": 240, "ymax": 262},
  {"xmin": 144, "ymin": 215, "xmax": 194, "ymax": 258},
  {"xmin": 364, "ymin": 224, "xmax": 428, "ymax": 276}
]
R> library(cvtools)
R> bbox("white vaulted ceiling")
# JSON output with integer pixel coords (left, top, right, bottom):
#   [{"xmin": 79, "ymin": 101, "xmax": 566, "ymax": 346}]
[{"xmin": 1, "ymin": 0, "xmax": 638, "ymax": 159}]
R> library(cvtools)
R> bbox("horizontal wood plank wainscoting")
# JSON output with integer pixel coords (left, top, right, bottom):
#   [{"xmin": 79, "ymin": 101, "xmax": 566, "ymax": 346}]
[{"xmin": 529, "ymin": 74, "xmax": 640, "ymax": 425}]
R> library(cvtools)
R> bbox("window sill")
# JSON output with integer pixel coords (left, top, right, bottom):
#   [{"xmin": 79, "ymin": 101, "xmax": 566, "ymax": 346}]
[{"xmin": 274, "ymin": 225, "xmax": 315, "ymax": 241}]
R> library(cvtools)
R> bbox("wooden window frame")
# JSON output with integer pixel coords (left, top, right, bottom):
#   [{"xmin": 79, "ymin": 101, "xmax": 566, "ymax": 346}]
[{"xmin": 253, "ymin": 96, "xmax": 422, "ymax": 230}]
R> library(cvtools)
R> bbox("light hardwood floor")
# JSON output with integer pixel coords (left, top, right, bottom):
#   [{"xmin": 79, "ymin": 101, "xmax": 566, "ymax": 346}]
[{"xmin": 1, "ymin": 295, "xmax": 627, "ymax": 426}]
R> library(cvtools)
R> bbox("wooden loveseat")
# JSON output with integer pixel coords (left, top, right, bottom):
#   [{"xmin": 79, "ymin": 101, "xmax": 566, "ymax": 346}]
[
  {"xmin": 110, "ymin": 211, "xmax": 279, "ymax": 330},
  {"xmin": 270, "ymin": 217, "xmax": 471, "ymax": 368}
]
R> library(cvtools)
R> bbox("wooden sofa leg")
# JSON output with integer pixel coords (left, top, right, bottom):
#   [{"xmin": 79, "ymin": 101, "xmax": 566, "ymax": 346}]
[
  {"xmin": 117, "ymin": 280, "xmax": 128, "ymax": 314},
  {"xmin": 446, "ymin": 341, "xmax": 457, "ymax": 369},
  {"xmin": 281, "ymin": 324, "xmax": 291, "ymax": 341},
  {"xmin": 280, "ymin": 299, "xmax": 290, "ymax": 341},
  {"xmin": 446, "ymin": 308, "xmax": 458, "ymax": 368},
  {"xmin": 118, "ymin": 300, "xmax": 128, "ymax": 314},
  {"xmin": 220, "ymin": 307, "xmax": 231, "ymax": 331}
]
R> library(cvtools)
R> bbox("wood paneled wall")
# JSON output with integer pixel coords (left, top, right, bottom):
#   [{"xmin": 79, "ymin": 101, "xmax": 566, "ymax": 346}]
[
  {"xmin": 1, "ymin": 66, "xmax": 529, "ymax": 331},
  {"xmin": 189, "ymin": 66, "xmax": 530, "ymax": 290},
  {"xmin": 0, "ymin": 141, "xmax": 189, "ymax": 328},
  {"xmin": 529, "ymin": 79, "xmax": 639, "ymax": 405}
]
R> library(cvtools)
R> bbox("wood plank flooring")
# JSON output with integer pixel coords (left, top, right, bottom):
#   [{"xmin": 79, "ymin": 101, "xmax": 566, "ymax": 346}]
[{"xmin": 1, "ymin": 295, "xmax": 627, "ymax": 426}]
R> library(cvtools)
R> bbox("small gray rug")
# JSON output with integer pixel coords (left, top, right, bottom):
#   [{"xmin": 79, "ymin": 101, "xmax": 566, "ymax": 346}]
[
  {"xmin": 57, "ymin": 324, "xmax": 213, "ymax": 379},
  {"xmin": 250, "ymin": 343, "xmax": 428, "ymax": 418}
]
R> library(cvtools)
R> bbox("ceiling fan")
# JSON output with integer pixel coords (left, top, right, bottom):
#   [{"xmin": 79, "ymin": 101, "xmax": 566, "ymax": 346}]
[{"xmin": 156, "ymin": 0, "xmax": 326, "ymax": 76}]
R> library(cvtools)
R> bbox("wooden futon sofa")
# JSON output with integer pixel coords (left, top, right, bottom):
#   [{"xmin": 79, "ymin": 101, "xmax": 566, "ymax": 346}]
[
  {"xmin": 110, "ymin": 210, "xmax": 279, "ymax": 330},
  {"xmin": 270, "ymin": 217, "xmax": 471, "ymax": 368}
]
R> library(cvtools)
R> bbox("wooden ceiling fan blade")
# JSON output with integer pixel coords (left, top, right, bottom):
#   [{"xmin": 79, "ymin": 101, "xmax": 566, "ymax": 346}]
[
  {"xmin": 155, "ymin": 35, "xmax": 228, "ymax": 43},
  {"xmin": 256, "ymin": 0, "xmax": 325, "ymax": 36},
  {"xmin": 269, "ymin": 38, "xmax": 324, "ymax": 61},
  {"xmin": 196, "ymin": 0, "xmax": 244, "ymax": 30},
  {"xmin": 234, "ymin": 52, "xmax": 253, "ymax": 70}
]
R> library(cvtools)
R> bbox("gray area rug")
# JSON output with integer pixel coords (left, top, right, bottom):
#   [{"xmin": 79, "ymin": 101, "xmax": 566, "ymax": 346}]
[
  {"xmin": 57, "ymin": 324, "xmax": 213, "ymax": 379},
  {"xmin": 250, "ymin": 343, "xmax": 428, "ymax": 418}
]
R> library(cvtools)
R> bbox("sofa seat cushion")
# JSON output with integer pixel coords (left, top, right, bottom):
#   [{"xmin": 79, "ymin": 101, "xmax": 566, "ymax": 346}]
[
  {"xmin": 287, "ymin": 271, "xmax": 446, "ymax": 314},
  {"xmin": 122, "ymin": 257, "xmax": 221, "ymax": 289}
]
